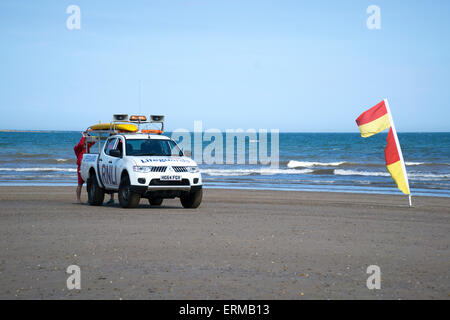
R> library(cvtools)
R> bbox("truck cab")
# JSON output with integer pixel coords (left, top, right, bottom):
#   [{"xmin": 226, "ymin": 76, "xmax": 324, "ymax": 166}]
[{"xmin": 79, "ymin": 115, "xmax": 202, "ymax": 208}]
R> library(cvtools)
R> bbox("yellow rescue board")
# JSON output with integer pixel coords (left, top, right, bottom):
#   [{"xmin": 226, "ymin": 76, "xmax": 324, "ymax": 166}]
[{"xmin": 89, "ymin": 123, "xmax": 138, "ymax": 132}]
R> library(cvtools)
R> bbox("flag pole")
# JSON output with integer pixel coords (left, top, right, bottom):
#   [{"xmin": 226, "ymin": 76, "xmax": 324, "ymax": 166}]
[{"xmin": 384, "ymin": 99, "xmax": 412, "ymax": 207}]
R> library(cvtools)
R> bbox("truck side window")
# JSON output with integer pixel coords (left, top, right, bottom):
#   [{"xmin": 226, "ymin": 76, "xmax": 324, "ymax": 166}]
[
  {"xmin": 104, "ymin": 138, "xmax": 117, "ymax": 156},
  {"xmin": 110, "ymin": 139, "xmax": 123, "ymax": 157}
]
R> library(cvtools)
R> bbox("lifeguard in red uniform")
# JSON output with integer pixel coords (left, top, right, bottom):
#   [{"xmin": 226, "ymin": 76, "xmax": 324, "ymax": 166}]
[
  {"xmin": 73, "ymin": 132, "xmax": 114, "ymax": 204},
  {"xmin": 74, "ymin": 132, "xmax": 94, "ymax": 203}
]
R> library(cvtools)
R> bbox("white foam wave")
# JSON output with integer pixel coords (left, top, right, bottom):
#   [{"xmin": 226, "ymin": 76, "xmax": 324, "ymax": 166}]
[
  {"xmin": 287, "ymin": 160, "xmax": 346, "ymax": 168},
  {"xmin": 406, "ymin": 162, "xmax": 450, "ymax": 167},
  {"xmin": 334, "ymin": 169, "xmax": 390, "ymax": 177},
  {"xmin": 409, "ymin": 172, "xmax": 450, "ymax": 179},
  {"xmin": 334, "ymin": 169, "xmax": 450, "ymax": 180},
  {"xmin": 406, "ymin": 162, "xmax": 425, "ymax": 166},
  {"xmin": 0, "ymin": 167, "xmax": 76, "ymax": 172},
  {"xmin": 201, "ymin": 168, "xmax": 313, "ymax": 176}
]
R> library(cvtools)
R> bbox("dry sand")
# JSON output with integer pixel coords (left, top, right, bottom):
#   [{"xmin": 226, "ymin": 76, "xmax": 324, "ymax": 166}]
[{"xmin": 0, "ymin": 186, "xmax": 449, "ymax": 299}]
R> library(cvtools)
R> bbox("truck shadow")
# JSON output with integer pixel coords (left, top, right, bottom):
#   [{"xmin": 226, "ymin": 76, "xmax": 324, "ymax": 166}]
[
  {"xmin": 75, "ymin": 202, "xmax": 187, "ymax": 210},
  {"xmin": 108, "ymin": 203, "xmax": 185, "ymax": 210}
]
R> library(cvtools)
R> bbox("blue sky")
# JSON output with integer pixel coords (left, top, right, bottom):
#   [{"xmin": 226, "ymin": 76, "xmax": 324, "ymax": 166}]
[{"xmin": 0, "ymin": 0, "xmax": 449, "ymax": 132}]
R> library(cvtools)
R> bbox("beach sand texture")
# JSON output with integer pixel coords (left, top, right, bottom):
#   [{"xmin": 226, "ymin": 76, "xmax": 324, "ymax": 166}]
[{"xmin": 0, "ymin": 187, "xmax": 449, "ymax": 299}]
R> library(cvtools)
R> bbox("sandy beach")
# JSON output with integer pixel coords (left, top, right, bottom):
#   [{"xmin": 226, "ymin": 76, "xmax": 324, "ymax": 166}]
[{"xmin": 0, "ymin": 186, "xmax": 448, "ymax": 300}]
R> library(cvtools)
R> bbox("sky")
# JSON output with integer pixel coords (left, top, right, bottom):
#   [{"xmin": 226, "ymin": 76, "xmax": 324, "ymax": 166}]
[{"xmin": 0, "ymin": 0, "xmax": 449, "ymax": 132}]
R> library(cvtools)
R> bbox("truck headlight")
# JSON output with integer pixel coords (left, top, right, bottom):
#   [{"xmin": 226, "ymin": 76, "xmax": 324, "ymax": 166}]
[
  {"xmin": 187, "ymin": 166, "xmax": 199, "ymax": 173},
  {"xmin": 133, "ymin": 166, "xmax": 151, "ymax": 173}
]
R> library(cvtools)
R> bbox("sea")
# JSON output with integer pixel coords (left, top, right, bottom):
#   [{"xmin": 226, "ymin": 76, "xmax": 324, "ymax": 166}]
[{"xmin": 0, "ymin": 131, "xmax": 449, "ymax": 197}]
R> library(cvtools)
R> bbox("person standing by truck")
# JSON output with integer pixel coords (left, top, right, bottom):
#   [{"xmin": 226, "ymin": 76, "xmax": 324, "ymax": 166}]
[{"xmin": 74, "ymin": 132, "xmax": 114, "ymax": 204}]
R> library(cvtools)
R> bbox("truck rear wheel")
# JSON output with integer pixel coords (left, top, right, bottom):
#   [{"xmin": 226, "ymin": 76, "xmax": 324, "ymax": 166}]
[
  {"xmin": 180, "ymin": 188, "xmax": 202, "ymax": 208},
  {"xmin": 149, "ymin": 198, "xmax": 163, "ymax": 206},
  {"xmin": 118, "ymin": 175, "xmax": 141, "ymax": 208},
  {"xmin": 87, "ymin": 174, "xmax": 105, "ymax": 206}
]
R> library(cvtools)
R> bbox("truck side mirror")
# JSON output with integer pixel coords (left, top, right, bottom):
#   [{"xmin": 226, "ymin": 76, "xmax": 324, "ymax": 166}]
[
  {"xmin": 183, "ymin": 150, "xmax": 191, "ymax": 157},
  {"xmin": 110, "ymin": 149, "xmax": 122, "ymax": 158}
]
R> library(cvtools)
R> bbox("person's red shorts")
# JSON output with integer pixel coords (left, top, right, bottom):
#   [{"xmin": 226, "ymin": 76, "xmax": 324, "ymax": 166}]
[{"xmin": 77, "ymin": 165, "xmax": 84, "ymax": 185}]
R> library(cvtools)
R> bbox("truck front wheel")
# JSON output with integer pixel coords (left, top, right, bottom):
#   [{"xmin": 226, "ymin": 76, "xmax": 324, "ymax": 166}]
[
  {"xmin": 87, "ymin": 174, "xmax": 105, "ymax": 206},
  {"xmin": 180, "ymin": 188, "xmax": 203, "ymax": 208},
  {"xmin": 118, "ymin": 175, "xmax": 141, "ymax": 208}
]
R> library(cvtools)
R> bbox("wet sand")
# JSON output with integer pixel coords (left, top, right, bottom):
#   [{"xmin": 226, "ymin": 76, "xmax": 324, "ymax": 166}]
[{"xmin": 0, "ymin": 186, "xmax": 449, "ymax": 299}]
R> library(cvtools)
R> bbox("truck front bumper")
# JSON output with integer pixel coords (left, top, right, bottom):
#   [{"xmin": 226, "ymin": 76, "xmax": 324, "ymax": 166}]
[
  {"xmin": 130, "ymin": 184, "xmax": 202, "ymax": 194},
  {"xmin": 130, "ymin": 172, "xmax": 202, "ymax": 193}
]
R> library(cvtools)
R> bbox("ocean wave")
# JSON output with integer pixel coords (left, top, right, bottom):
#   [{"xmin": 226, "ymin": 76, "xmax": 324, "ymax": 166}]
[
  {"xmin": 344, "ymin": 162, "xmax": 440, "ymax": 168},
  {"xmin": 334, "ymin": 169, "xmax": 391, "ymax": 177},
  {"xmin": 0, "ymin": 167, "xmax": 76, "ymax": 172},
  {"xmin": 287, "ymin": 160, "xmax": 347, "ymax": 168},
  {"xmin": 409, "ymin": 172, "xmax": 450, "ymax": 179},
  {"xmin": 334, "ymin": 169, "xmax": 450, "ymax": 180},
  {"xmin": 14, "ymin": 153, "xmax": 52, "ymax": 158},
  {"xmin": 0, "ymin": 158, "xmax": 74, "ymax": 165},
  {"xmin": 405, "ymin": 162, "xmax": 450, "ymax": 166},
  {"xmin": 0, "ymin": 174, "xmax": 71, "ymax": 178},
  {"xmin": 201, "ymin": 168, "xmax": 313, "ymax": 176},
  {"xmin": 287, "ymin": 160, "xmax": 450, "ymax": 169},
  {"xmin": 405, "ymin": 162, "xmax": 425, "ymax": 166}
]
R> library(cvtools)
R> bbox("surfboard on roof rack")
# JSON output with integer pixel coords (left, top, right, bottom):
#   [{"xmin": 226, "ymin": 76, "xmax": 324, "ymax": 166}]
[
  {"xmin": 87, "ymin": 114, "xmax": 164, "ymax": 134},
  {"xmin": 89, "ymin": 123, "xmax": 138, "ymax": 132}
]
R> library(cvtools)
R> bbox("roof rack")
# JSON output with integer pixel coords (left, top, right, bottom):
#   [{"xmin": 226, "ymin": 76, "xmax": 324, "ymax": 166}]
[
  {"xmin": 86, "ymin": 114, "xmax": 165, "ymax": 133},
  {"xmin": 84, "ymin": 114, "xmax": 165, "ymax": 153},
  {"xmin": 112, "ymin": 114, "xmax": 164, "ymax": 132}
]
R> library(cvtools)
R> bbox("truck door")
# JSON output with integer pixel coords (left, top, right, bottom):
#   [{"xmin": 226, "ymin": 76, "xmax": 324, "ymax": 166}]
[
  {"xmin": 109, "ymin": 137, "xmax": 124, "ymax": 189},
  {"xmin": 100, "ymin": 137, "xmax": 120, "ymax": 189}
]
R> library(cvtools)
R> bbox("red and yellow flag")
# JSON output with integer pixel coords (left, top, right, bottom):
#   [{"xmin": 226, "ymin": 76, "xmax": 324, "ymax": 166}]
[
  {"xmin": 356, "ymin": 100, "xmax": 411, "ymax": 195},
  {"xmin": 355, "ymin": 100, "xmax": 391, "ymax": 137},
  {"xmin": 385, "ymin": 128, "xmax": 410, "ymax": 194}
]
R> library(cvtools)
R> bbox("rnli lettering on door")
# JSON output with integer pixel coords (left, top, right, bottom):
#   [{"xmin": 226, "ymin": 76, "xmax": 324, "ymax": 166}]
[{"xmin": 101, "ymin": 164, "xmax": 117, "ymax": 185}]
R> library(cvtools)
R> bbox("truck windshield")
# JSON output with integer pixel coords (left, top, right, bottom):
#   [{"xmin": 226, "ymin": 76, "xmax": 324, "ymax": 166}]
[{"xmin": 125, "ymin": 139, "xmax": 182, "ymax": 157}]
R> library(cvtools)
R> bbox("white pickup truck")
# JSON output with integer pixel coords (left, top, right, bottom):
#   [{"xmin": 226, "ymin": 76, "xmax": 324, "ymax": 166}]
[{"xmin": 79, "ymin": 126, "xmax": 202, "ymax": 209}]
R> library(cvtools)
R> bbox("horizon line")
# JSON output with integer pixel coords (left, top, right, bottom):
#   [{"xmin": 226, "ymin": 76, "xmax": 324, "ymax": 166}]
[{"xmin": 1, "ymin": 129, "xmax": 449, "ymax": 134}]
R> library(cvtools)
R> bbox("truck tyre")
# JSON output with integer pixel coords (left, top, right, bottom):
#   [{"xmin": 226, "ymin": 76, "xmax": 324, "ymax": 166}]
[
  {"xmin": 87, "ymin": 174, "xmax": 105, "ymax": 206},
  {"xmin": 118, "ymin": 175, "xmax": 141, "ymax": 208},
  {"xmin": 180, "ymin": 188, "xmax": 203, "ymax": 208},
  {"xmin": 149, "ymin": 198, "xmax": 163, "ymax": 206}
]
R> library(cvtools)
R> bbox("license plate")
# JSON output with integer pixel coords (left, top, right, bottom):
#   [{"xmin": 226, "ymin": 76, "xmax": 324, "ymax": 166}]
[{"xmin": 160, "ymin": 175, "xmax": 182, "ymax": 181}]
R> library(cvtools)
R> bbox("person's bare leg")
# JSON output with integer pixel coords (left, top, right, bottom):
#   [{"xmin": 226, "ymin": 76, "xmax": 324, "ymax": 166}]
[{"xmin": 76, "ymin": 184, "xmax": 82, "ymax": 203}]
